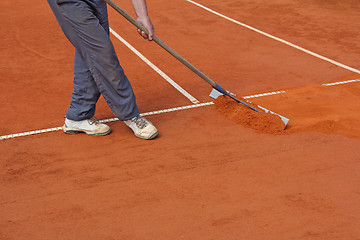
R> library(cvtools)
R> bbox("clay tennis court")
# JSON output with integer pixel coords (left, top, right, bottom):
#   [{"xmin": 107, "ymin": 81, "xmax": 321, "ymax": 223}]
[{"xmin": 1, "ymin": 0, "xmax": 360, "ymax": 239}]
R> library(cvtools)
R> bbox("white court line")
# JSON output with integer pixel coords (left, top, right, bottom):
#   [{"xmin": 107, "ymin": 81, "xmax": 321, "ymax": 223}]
[
  {"xmin": 99, "ymin": 102, "xmax": 214, "ymax": 124},
  {"xmin": 0, "ymin": 103, "xmax": 213, "ymax": 140},
  {"xmin": 243, "ymin": 90, "xmax": 286, "ymax": 99},
  {"xmin": 110, "ymin": 28, "xmax": 200, "ymax": 104},
  {"xmin": 1, "ymin": 79, "xmax": 359, "ymax": 141},
  {"xmin": 0, "ymin": 127, "xmax": 63, "ymax": 141},
  {"xmin": 322, "ymin": 79, "xmax": 360, "ymax": 86},
  {"xmin": 186, "ymin": 0, "xmax": 360, "ymax": 75}
]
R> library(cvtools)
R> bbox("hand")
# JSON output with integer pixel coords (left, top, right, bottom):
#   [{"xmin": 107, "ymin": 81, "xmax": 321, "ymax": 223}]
[{"xmin": 137, "ymin": 16, "xmax": 155, "ymax": 41}]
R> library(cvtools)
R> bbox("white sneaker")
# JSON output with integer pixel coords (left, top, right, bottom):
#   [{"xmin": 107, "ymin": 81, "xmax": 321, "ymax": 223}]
[
  {"xmin": 62, "ymin": 118, "xmax": 111, "ymax": 136},
  {"xmin": 124, "ymin": 115, "xmax": 158, "ymax": 140}
]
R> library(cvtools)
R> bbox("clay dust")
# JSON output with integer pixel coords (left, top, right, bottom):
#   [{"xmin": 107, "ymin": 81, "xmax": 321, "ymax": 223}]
[
  {"xmin": 233, "ymin": 74, "xmax": 360, "ymax": 139},
  {"xmin": 214, "ymin": 95, "xmax": 286, "ymax": 134}
]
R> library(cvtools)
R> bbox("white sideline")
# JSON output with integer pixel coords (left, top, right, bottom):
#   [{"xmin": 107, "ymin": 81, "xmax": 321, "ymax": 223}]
[
  {"xmin": 0, "ymin": 103, "xmax": 213, "ymax": 140},
  {"xmin": 243, "ymin": 91, "xmax": 286, "ymax": 99},
  {"xmin": 110, "ymin": 28, "xmax": 200, "ymax": 104},
  {"xmin": 2, "ymin": 79, "xmax": 359, "ymax": 141},
  {"xmin": 186, "ymin": 0, "xmax": 360, "ymax": 75},
  {"xmin": 322, "ymin": 79, "xmax": 360, "ymax": 86}
]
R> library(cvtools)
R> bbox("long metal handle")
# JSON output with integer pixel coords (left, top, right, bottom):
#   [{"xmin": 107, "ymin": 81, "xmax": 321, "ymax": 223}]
[
  {"xmin": 104, "ymin": 0, "xmax": 217, "ymax": 88},
  {"xmin": 105, "ymin": 0, "xmax": 262, "ymax": 113}
]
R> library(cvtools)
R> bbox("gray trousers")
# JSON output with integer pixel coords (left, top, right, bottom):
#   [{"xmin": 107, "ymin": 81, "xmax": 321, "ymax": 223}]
[{"xmin": 47, "ymin": 0, "xmax": 140, "ymax": 121}]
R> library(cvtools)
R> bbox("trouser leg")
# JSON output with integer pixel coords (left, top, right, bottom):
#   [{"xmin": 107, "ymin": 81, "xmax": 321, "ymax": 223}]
[
  {"xmin": 47, "ymin": 0, "xmax": 140, "ymax": 121},
  {"xmin": 66, "ymin": 49, "xmax": 101, "ymax": 120}
]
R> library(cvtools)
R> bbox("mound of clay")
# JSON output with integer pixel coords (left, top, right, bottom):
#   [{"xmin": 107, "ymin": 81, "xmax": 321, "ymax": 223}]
[
  {"xmin": 232, "ymin": 74, "xmax": 360, "ymax": 139},
  {"xmin": 214, "ymin": 95, "xmax": 286, "ymax": 134}
]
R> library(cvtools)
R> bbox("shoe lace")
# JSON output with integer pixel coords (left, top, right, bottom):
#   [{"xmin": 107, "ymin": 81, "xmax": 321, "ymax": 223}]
[
  {"xmin": 88, "ymin": 117, "xmax": 100, "ymax": 125},
  {"xmin": 132, "ymin": 116, "xmax": 148, "ymax": 129}
]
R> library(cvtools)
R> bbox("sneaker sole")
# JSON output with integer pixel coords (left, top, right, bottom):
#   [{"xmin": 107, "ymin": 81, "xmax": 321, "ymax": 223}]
[
  {"xmin": 135, "ymin": 130, "xmax": 159, "ymax": 140},
  {"xmin": 124, "ymin": 119, "xmax": 159, "ymax": 140},
  {"xmin": 62, "ymin": 125, "xmax": 111, "ymax": 136}
]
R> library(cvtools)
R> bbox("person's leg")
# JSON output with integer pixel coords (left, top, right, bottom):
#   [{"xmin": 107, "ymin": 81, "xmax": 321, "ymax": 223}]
[
  {"xmin": 66, "ymin": 49, "xmax": 101, "ymax": 121},
  {"xmin": 47, "ymin": 0, "xmax": 139, "ymax": 121},
  {"xmin": 66, "ymin": 0, "xmax": 110, "ymax": 121},
  {"xmin": 48, "ymin": 0, "xmax": 158, "ymax": 139}
]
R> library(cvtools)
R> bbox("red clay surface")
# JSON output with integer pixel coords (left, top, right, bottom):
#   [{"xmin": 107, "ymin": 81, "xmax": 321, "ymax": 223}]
[
  {"xmin": 214, "ymin": 96, "xmax": 287, "ymax": 134},
  {"xmin": 1, "ymin": 0, "xmax": 360, "ymax": 239}
]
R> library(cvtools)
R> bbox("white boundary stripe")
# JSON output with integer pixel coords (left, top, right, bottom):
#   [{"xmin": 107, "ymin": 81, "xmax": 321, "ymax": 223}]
[
  {"xmin": 322, "ymin": 79, "xmax": 360, "ymax": 86},
  {"xmin": 243, "ymin": 90, "xmax": 286, "ymax": 99},
  {"xmin": 186, "ymin": 0, "xmax": 360, "ymax": 75},
  {"xmin": 0, "ymin": 102, "xmax": 214, "ymax": 140},
  {"xmin": 2, "ymin": 79, "xmax": 359, "ymax": 141},
  {"xmin": 0, "ymin": 127, "xmax": 62, "ymax": 141},
  {"xmin": 110, "ymin": 28, "xmax": 200, "ymax": 104},
  {"xmin": 99, "ymin": 102, "xmax": 214, "ymax": 124}
]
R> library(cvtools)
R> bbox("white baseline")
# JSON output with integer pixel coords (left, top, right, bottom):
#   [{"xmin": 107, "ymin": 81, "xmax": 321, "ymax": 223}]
[{"xmin": 1, "ymin": 79, "xmax": 359, "ymax": 141}]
